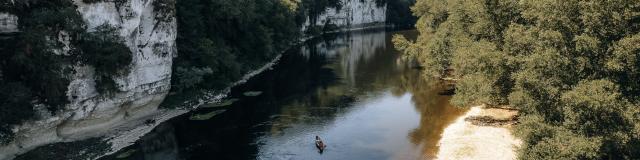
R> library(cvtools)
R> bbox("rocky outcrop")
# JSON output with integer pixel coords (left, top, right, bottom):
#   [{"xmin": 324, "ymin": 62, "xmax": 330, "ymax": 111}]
[
  {"xmin": 0, "ymin": 0, "xmax": 391, "ymax": 159},
  {"xmin": 301, "ymin": 0, "xmax": 387, "ymax": 33},
  {"xmin": 0, "ymin": 13, "xmax": 19, "ymax": 33},
  {"xmin": 60, "ymin": 0, "xmax": 175, "ymax": 139},
  {"xmin": 0, "ymin": 0, "xmax": 176, "ymax": 159},
  {"xmin": 464, "ymin": 107, "xmax": 519, "ymax": 126}
]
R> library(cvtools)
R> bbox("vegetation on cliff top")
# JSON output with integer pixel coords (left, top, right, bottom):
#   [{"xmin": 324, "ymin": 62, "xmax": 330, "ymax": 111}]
[
  {"xmin": 0, "ymin": 0, "xmax": 132, "ymax": 143},
  {"xmin": 171, "ymin": 0, "xmax": 300, "ymax": 93},
  {"xmin": 394, "ymin": 0, "xmax": 640, "ymax": 159},
  {"xmin": 170, "ymin": 0, "xmax": 416, "ymax": 95},
  {"xmin": 0, "ymin": 0, "xmax": 417, "ymax": 144},
  {"xmin": 1, "ymin": 0, "xmax": 82, "ymax": 143}
]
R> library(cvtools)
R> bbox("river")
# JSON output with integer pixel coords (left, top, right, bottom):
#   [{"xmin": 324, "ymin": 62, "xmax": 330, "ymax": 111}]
[{"xmin": 99, "ymin": 29, "xmax": 467, "ymax": 160}]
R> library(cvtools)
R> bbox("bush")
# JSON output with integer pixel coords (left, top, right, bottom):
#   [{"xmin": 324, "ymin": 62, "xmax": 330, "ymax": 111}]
[
  {"xmin": 400, "ymin": 0, "xmax": 640, "ymax": 158},
  {"xmin": 0, "ymin": 0, "xmax": 89, "ymax": 143},
  {"xmin": 153, "ymin": 0, "xmax": 176, "ymax": 23},
  {"xmin": 173, "ymin": 66, "xmax": 213, "ymax": 92},
  {"xmin": 172, "ymin": 0, "xmax": 299, "ymax": 93},
  {"xmin": 78, "ymin": 24, "xmax": 133, "ymax": 94},
  {"xmin": 0, "ymin": 0, "xmax": 133, "ymax": 143},
  {"xmin": 0, "ymin": 82, "xmax": 35, "ymax": 144},
  {"xmin": 322, "ymin": 20, "xmax": 339, "ymax": 33},
  {"xmin": 1, "ymin": 0, "xmax": 84, "ymax": 112}
]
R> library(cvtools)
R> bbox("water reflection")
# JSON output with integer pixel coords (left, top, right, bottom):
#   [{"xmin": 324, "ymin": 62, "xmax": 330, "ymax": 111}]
[
  {"xmin": 137, "ymin": 124, "xmax": 180, "ymax": 160},
  {"xmin": 101, "ymin": 30, "xmax": 466, "ymax": 160}
]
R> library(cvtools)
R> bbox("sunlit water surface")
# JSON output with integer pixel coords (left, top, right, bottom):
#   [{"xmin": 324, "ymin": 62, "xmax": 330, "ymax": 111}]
[{"xmin": 100, "ymin": 30, "xmax": 466, "ymax": 160}]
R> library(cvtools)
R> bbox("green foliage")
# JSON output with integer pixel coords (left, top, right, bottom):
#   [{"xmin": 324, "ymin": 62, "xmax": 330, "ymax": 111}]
[
  {"xmin": 521, "ymin": 126, "xmax": 603, "ymax": 159},
  {"xmin": 300, "ymin": 0, "xmax": 342, "ymax": 24},
  {"xmin": 79, "ymin": 24, "xmax": 132, "ymax": 75},
  {"xmin": 322, "ymin": 20, "xmax": 339, "ymax": 32},
  {"xmin": 607, "ymin": 33, "xmax": 640, "ymax": 96},
  {"xmin": 398, "ymin": 0, "xmax": 640, "ymax": 158},
  {"xmin": 559, "ymin": 79, "xmax": 640, "ymax": 158},
  {"xmin": 0, "ymin": 0, "xmax": 134, "ymax": 143},
  {"xmin": 173, "ymin": 66, "xmax": 213, "ymax": 92},
  {"xmin": 153, "ymin": 0, "xmax": 176, "ymax": 23},
  {"xmin": 4, "ymin": 0, "xmax": 85, "ymax": 110},
  {"xmin": 305, "ymin": 25, "xmax": 323, "ymax": 36},
  {"xmin": 172, "ymin": 0, "xmax": 299, "ymax": 91},
  {"xmin": 172, "ymin": 0, "xmax": 417, "ymax": 94},
  {"xmin": 450, "ymin": 74, "xmax": 497, "ymax": 107},
  {"xmin": 0, "ymin": 0, "xmax": 83, "ymax": 144},
  {"xmin": 78, "ymin": 24, "xmax": 133, "ymax": 94},
  {"xmin": 450, "ymin": 40, "xmax": 510, "ymax": 106},
  {"xmin": 0, "ymin": 82, "xmax": 35, "ymax": 144},
  {"xmin": 561, "ymin": 80, "xmax": 631, "ymax": 136},
  {"xmin": 0, "ymin": 83, "xmax": 34, "ymax": 126},
  {"xmin": 515, "ymin": 115, "xmax": 608, "ymax": 159},
  {"xmin": 382, "ymin": 0, "xmax": 417, "ymax": 27}
]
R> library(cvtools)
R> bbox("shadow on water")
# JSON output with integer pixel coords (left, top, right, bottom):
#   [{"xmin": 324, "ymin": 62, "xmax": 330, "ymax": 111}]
[{"xmin": 100, "ymin": 29, "xmax": 467, "ymax": 160}]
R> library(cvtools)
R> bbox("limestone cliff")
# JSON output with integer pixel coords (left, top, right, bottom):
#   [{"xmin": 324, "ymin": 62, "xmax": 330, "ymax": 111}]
[
  {"xmin": 0, "ymin": 0, "xmax": 390, "ymax": 159},
  {"xmin": 0, "ymin": 13, "xmax": 18, "ymax": 33},
  {"xmin": 0, "ymin": 0, "xmax": 176, "ymax": 159},
  {"xmin": 302, "ymin": 0, "xmax": 387, "ymax": 33},
  {"xmin": 61, "ymin": 0, "xmax": 175, "ymax": 139}
]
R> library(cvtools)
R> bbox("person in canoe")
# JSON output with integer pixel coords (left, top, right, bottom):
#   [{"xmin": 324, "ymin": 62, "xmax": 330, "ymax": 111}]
[{"xmin": 315, "ymin": 136, "xmax": 327, "ymax": 153}]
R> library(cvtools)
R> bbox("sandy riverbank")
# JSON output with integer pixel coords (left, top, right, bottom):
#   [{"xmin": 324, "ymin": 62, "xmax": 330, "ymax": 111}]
[{"xmin": 435, "ymin": 106, "xmax": 522, "ymax": 160}]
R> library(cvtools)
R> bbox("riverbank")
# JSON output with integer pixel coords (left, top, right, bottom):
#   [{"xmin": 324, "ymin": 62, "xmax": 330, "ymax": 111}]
[
  {"xmin": 436, "ymin": 105, "xmax": 522, "ymax": 160},
  {"xmin": 8, "ymin": 27, "xmax": 399, "ymax": 160},
  {"xmin": 101, "ymin": 29, "xmax": 438, "ymax": 160},
  {"xmin": 101, "ymin": 26, "xmax": 399, "ymax": 159}
]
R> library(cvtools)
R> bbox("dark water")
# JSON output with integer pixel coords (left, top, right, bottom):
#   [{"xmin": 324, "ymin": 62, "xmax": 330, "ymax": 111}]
[{"xmin": 101, "ymin": 30, "xmax": 466, "ymax": 160}]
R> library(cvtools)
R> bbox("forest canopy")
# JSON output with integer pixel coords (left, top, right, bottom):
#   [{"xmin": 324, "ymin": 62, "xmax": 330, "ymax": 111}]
[
  {"xmin": 172, "ymin": 0, "xmax": 302, "ymax": 92},
  {"xmin": 394, "ymin": 0, "xmax": 640, "ymax": 159},
  {"xmin": 171, "ymin": 0, "xmax": 416, "ymax": 93}
]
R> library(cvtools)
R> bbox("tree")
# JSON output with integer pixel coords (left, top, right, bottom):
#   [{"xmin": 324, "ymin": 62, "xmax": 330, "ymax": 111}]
[
  {"xmin": 397, "ymin": 0, "xmax": 640, "ymax": 158},
  {"xmin": 0, "ymin": 0, "xmax": 134, "ymax": 142},
  {"xmin": 607, "ymin": 33, "xmax": 640, "ymax": 96},
  {"xmin": 0, "ymin": 82, "xmax": 34, "ymax": 144},
  {"xmin": 172, "ymin": 0, "xmax": 301, "ymax": 91},
  {"xmin": 79, "ymin": 24, "xmax": 133, "ymax": 94}
]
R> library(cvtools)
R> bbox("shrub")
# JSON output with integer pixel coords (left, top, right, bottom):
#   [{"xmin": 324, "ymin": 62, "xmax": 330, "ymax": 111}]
[
  {"xmin": 153, "ymin": 0, "xmax": 176, "ymax": 23},
  {"xmin": 78, "ymin": 24, "xmax": 133, "ymax": 94},
  {"xmin": 0, "ymin": 0, "xmax": 87, "ymax": 143},
  {"xmin": 0, "ymin": 82, "xmax": 35, "ymax": 144},
  {"xmin": 0, "ymin": 0, "xmax": 133, "ymax": 143}
]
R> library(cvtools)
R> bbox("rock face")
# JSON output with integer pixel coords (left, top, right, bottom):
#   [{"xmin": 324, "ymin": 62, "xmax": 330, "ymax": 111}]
[
  {"xmin": 0, "ymin": 0, "xmax": 176, "ymax": 159},
  {"xmin": 0, "ymin": 0, "xmax": 388, "ymax": 159},
  {"xmin": 0, "ymin": 13, "xmax": 19, "ymax": 33},
  {"xmin": 61, "ymin": 0, "xmax": 175, "ymax": 139},
  {"xmin": 301, "ymin": 0, "xmax": 387, "ymax": 32}
]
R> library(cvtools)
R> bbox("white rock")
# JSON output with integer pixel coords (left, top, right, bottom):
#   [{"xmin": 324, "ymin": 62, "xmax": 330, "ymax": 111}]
[
  {"xmin": 0, "ymin": 0, "xmax": 387, "ymax": 159},
  {"xmin": 0, "ymin": 0, "xmax": 176, "ymax": 159},
  {"xmin": 301, "ymin": 0, "xmax": 387, "ymax": 32},
  {"xmin": 0, "ymin": 13, "xmax": 19, "ymax": 33}
]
